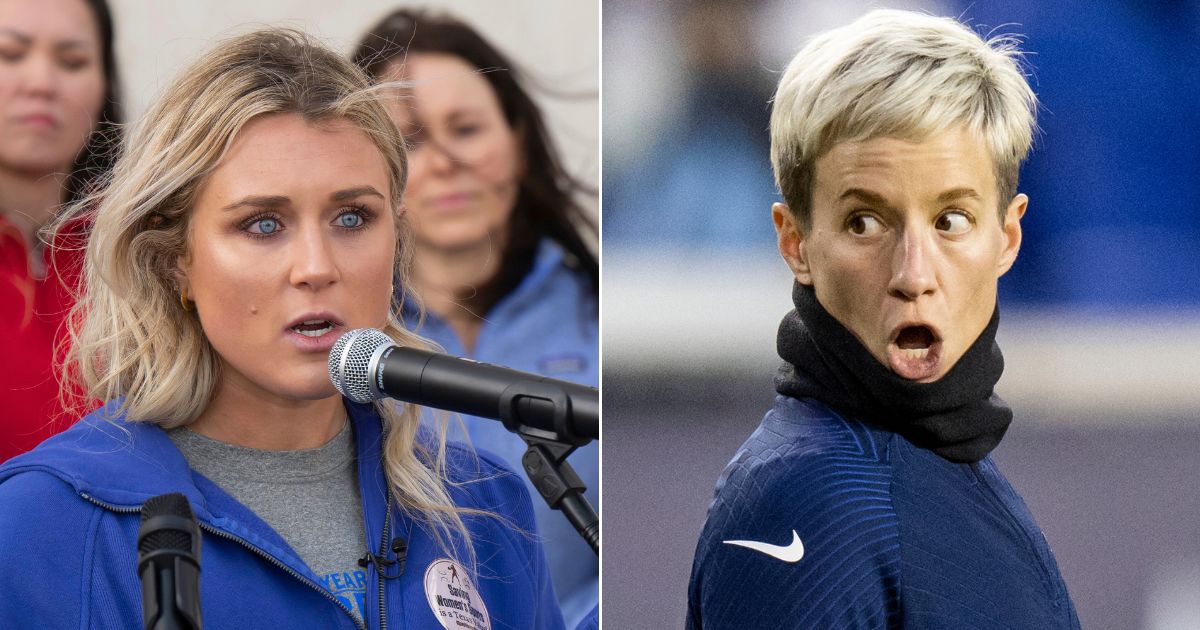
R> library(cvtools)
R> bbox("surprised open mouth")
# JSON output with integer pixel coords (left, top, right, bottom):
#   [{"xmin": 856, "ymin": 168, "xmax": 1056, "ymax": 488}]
[{"xmin": 887, "ymin": 324, "xmax": 942, "ymax": 381}]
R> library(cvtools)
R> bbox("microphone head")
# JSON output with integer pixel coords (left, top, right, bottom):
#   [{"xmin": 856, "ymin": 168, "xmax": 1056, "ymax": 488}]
[
  {"xmin": 138, "ymin": 492, "xmax": 199, "ymax": 557},
  {"xmin": 329, "ymin": 328, "xmax": 396, "ymax": 403}
]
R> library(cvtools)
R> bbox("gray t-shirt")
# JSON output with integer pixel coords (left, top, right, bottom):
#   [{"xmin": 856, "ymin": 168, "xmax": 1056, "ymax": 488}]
[{"xmin": 168, "ymin": 422, "xmax": 369, "ymax": 620}]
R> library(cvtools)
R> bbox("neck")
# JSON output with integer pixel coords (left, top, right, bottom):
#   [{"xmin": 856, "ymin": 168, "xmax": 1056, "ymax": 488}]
[
  {"xmin": 0, "ymin": 168, "xmax": 68, "ymax": 248},
  {"xmin": 413, "ymin": 238, "xmax": 504, "ymax": 353},
  {"xmin": 775, "ymin": 281, "xmax": 1011, "ymax": 463},
  {"xmin": 187, "ymin": 376, "xmax": 348, "ymax": 451}
]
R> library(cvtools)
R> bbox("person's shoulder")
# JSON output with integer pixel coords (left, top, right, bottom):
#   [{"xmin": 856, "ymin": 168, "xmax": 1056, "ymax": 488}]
[
  {"xmin": 687, "ymin": 396, "xmax": 903, "ymax": 629},
  {"xmin": 441, "ymin": 440, "xmax": 535, "ymax": 521},
  {"xmin": 526, "ymin": 240, "xmax": 597, "ymax": 311},
  {"xmin": 0, "ymin": 465, "xmax": 84, "ymax": 507},
  {"xmin": 711, "ymin": 396, "xmax": 896, "ymax": 509},
  {"xmin": 0, "ymin": 464, "xmax": 126, "ymax": 626}
]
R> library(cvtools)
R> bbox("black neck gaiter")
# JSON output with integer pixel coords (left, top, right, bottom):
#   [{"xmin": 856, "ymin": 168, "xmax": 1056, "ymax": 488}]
[{"xmin": 775, "ymin": 281, "xmax": 1012, "ymax": 463}]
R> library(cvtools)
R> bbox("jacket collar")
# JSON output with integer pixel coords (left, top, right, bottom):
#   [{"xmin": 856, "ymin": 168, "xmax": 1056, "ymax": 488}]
[
  {"xmin": 0, "ymin": 398, "xmax": 385, "ymax": 524},
  {"xmin": 403, "ymin": 239, "xmax": 568, "ymax": 327}
]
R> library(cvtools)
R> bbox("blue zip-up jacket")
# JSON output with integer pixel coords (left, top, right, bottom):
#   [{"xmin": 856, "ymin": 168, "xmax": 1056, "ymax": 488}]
[
  {"xmin": 687, "ymin": 396, "xmax": 1080, "ymax": 629},
  {"xmin": 409, "ymin": 239, "xmax": 598, "ymax": 628},
  {"xmin": 0, "ymin": 399, "xmax": 564, "ymax": 630}
]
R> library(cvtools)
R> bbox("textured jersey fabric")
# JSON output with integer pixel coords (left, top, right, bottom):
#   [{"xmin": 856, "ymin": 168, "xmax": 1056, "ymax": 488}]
[
  {"xmin": 167, "ymin": 421, "xmax": 368, "ymax": 619},
  {"xmin": 409, "ymin": 238, "xmax": 599, "ymax": 628},
  {"xmin": 0, "ymin": 399, "xmax": 564, "ymax": 629},
  {"xmin": 687, "ymin": 396, "xmax": 1080, "ymax": 630}
]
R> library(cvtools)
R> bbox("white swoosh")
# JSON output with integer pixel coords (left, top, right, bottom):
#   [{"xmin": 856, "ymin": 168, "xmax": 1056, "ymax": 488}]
[{"xmin": 722, "ymin": 530, "xmax": 805, "ymax": 563}]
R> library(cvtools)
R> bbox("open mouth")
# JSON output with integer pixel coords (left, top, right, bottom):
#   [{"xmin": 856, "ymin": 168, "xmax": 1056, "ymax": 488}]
[
  {"xmin": 895, "ymin": 325, "xmax": 936, "ymax": 358},
  {"xmin": 289, "ymin": 319, "xmax": 337, "ymax": 338},
  {"xmin": 888, "ymin": 324, "xmax": 942, "ymax": 380}
]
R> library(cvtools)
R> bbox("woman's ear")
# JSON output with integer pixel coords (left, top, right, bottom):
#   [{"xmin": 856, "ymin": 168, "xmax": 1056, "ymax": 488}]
[
  {"xmin": 997, "ymin": 193, "xmax": 1027, "ymax": 277},
  {"xmin": 773, "ymin": 203, "xmax": 813, "ymax": 285}
]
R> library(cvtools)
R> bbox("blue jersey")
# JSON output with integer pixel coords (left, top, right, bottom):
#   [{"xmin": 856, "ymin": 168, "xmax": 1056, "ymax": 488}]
[
  {"xmin": 688, "ymin": 396, "xmax": 1080, "ymax": 629},
  {"xmin": 410, "ymin": 239, "xmax": 599, "ymax": 628}
]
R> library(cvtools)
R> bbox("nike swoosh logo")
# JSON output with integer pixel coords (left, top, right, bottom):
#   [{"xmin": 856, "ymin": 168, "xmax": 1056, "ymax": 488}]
[{"xmin": 722, "ymin": 530, "xmax": 805, "ymax": 563}]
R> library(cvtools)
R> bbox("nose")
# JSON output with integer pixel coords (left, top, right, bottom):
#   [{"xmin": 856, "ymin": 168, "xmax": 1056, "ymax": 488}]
[
  {"xmin": 288, "ymin": 224, "xmax": 340, "ymax": 290},
  {"xmin": 421, "ymin": 137, "xmax": 460, "ymax": 175},
  {"xmin": 887, "ymin": 228, "xmax": 937, "ymax": 300},
  {"xmin": 19, "ymin": 53, "xmax": 59, "ymax": 98}
]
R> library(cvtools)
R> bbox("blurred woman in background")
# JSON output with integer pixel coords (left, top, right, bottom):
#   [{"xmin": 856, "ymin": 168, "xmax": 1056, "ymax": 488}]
[
  {"xmin": 354, "ymin": 9, "xmax": 599, "ymax": 626},
  {"xmin": 0, "ymin": 0, "xmax": 121, "ymax": 460},
  {"xmin": 0, "ymin": 28, "xmax": 561, "ymax": 628}
]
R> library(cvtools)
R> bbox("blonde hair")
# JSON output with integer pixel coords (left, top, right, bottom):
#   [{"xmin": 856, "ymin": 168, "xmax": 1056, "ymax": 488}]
[
  {"xmin": 770, "ymin": 9, "xmax": 1037, "ymax": 226},
  {"xmin": 54, "ymin": 28, "xmax": 480, "ymax": 559}
]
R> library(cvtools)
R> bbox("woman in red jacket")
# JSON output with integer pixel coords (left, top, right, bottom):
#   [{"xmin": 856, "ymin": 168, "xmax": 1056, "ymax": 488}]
[{"xmin": 0, "ymin": 0, "xmax": 122, "ymax": 460}]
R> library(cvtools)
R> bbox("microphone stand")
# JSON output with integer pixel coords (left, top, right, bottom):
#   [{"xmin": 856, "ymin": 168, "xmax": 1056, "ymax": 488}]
[{"xmin": 498, "ymin": 381, "xmax": 599, "ymax": 555}]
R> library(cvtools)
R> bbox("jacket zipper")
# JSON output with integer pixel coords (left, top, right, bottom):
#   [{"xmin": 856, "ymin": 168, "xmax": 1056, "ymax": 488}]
[
  {"xmin": 377, "ymin": 493, "xmax": 393, "ymax": 630},
  {"xmin": 80, "ymin": 492, "xmax": 367, "ymax": 630}
]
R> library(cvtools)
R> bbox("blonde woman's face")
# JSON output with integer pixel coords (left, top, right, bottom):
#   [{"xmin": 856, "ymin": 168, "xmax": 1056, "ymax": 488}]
[
  {"xmin": 384, "ymin": 53, "xmax": 522, "ymax": 253},
  {"xmin": 0, "ymin": 0, "xmax": 104, "ymax": 176},
  {"xmin": 181, "ymin": 113, "xmax": 397, "ymax": 403},
  {"xmin": 775, "ymin": 126, "xmax": 1026, "ymax": 383}
]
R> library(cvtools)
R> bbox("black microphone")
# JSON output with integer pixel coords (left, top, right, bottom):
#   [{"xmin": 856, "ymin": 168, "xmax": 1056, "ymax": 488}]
[
  {"xmin": 138, "ymin": 493, "xmax": 202, "ymax": 630},
  {"xmin": 328, "ymin": 328, "xmax": 598, "ymax": 444}
]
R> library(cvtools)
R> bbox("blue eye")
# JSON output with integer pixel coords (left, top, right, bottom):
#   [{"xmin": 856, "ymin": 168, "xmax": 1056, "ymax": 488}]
[
  {"xmin": 249, "ymin": 217, "xmax": 279, "ymax": 234},
  {"xmin": 336, "ymin": 211, "xmax": 365, "ymax": 229}
]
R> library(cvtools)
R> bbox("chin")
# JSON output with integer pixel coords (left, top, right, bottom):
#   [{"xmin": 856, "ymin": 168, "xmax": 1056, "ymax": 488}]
[
  {"xmin": 273, "ymin": 376, "xmax": 341, "ymax": 402},
  {"xmin": 427, "ymin": 233, "xmax": 493, "ymax": 253}
]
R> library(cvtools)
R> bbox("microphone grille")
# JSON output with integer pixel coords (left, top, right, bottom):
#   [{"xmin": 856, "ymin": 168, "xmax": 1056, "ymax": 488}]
[
  {"xmin": 138, "ymin": 492, "xmax": 197, "ymax": 554},
  {"xmin": 329, "ymin": 328, "xmax": 395, "ymax": 403}
]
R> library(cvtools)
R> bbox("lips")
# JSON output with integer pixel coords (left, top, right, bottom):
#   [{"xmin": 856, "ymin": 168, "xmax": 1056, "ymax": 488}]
[
  {"xmin": 886, "ymin": 323, "xmax": 943, "ymax": 381},
  {"xmin": 426, "ymin": 192, "xmax": 475, "ymax": 211},
  {"xmin": 285, "ymin": 312, "xmax": 344, "ymax": 332},
  {"xmin": 16, "ymin": 113, "xmax": 59, "ymax": 129},
  {"xmin": 283, "ymin": 312, "xmax": 345, "ymax": 350}
]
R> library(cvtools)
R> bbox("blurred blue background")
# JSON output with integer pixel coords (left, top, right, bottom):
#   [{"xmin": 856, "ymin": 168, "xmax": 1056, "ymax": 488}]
[{"xmin": 602, "ymin": 1, "xmax": 1200, "ymax": 628}]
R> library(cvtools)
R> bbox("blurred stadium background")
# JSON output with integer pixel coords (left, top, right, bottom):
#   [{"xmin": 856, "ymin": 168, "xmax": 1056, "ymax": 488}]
[{"xmin": 603, "ymin": 1, "xmax": 1200, "ymax": 628}]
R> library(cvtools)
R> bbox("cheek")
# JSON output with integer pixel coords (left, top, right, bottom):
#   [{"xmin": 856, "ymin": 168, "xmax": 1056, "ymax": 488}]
[
  {"xmin": 341, "ymin": 233, "xmax": 398, "ymax": 317},
  {"xmin": 190, "ymin": 245, "xmax": 274, "ymax": 324},
  {"xmin": 810, "ymin": 240, "xmax": 884, "ymax": 327},
  {"xmin": 64, "ymin": 72, "xmax": 104, "ymax": 125},
  {"xmin": 476, "ymin": 136, "xmax": 520, "ymax": 180},
  {"xmin": 403, "ymin": 154, "xmax": 430, "ymax": 197}
]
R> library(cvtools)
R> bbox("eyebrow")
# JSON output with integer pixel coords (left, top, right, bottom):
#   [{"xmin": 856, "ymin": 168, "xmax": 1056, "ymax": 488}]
[
  {"xmin": 935, "ymin": 187, "xmax": 982, "ymax": 203},
  {"xmin": 331, "ymin": 186, "xmax": 385, "ymax": 202},
  {"xmin": 838, "ymin": 188, "xmax": 890, "ymax": 206},
  {"xmin": 0, "ymin": 28, "xmax": 93, "ymax": 50},
  {"xmin": 223, "ymin": 187, "xmax": 385, "ymax": 211},
  {"xmin": 838, "ymin": 187, "xmax": 982, "ymax": 206},
  {"xmin": 0, "ymin": 29, "xmax": 31, "ymax": 45}
]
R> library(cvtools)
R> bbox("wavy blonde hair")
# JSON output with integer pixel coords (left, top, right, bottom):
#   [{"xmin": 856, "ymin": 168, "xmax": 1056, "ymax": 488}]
[
  {"xmin": 771, "ymin": 9, "xmax": 1038, "ymax": 227},
  {"xmin": 53, "ymin": 28, "xmax": 482, "ymax": 559}
]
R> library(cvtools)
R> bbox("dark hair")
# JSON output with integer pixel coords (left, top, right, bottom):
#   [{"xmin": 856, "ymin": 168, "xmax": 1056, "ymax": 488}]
[
  {"xmin": 63, "ymin": 0, "xmax": 123, "ymax": 204},
  {"xmin": 353, "ymin": 9, "xmax": 598, "ymax": 313}
]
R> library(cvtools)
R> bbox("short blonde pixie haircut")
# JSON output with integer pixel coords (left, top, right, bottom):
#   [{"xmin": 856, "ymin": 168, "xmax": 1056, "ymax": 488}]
[{"xmin": 770, "ymin": 9, "xmax": 1037, "ymax": 226}]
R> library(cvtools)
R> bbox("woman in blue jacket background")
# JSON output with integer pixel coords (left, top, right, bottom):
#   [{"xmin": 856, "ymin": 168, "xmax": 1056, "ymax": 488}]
[
  {"xmin": 0, "ymin": 27, "xmax": 562, "ymax": 630},
  {"xmin": 354, "ymin": 10, "xmax": 599, "ymax": 627}
]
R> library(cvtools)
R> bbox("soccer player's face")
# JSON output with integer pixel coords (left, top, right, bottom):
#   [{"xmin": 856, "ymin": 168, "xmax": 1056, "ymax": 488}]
[{"xmin": 774, "ymin": 126, "xmax": 1026, "ymax": 382}]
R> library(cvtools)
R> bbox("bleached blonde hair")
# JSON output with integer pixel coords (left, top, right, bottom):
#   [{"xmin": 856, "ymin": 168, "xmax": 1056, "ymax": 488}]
[
  {"xmin": 770, "ymin": 9, "xmax": 1037, "ymax": 226},
  {"xmin": 54, "ymin": 28, "xmax": 481, "ymax": 559}
]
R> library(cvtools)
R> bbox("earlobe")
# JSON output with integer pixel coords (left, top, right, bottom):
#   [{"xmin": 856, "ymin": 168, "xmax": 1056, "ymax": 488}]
[
  {"xmin": 997, "ymin": 194, "xmax": 1027, "ymax": 276},
  {"xmin": 772, "ymin": 203, "xmax": 813, "ymax": 285}
]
